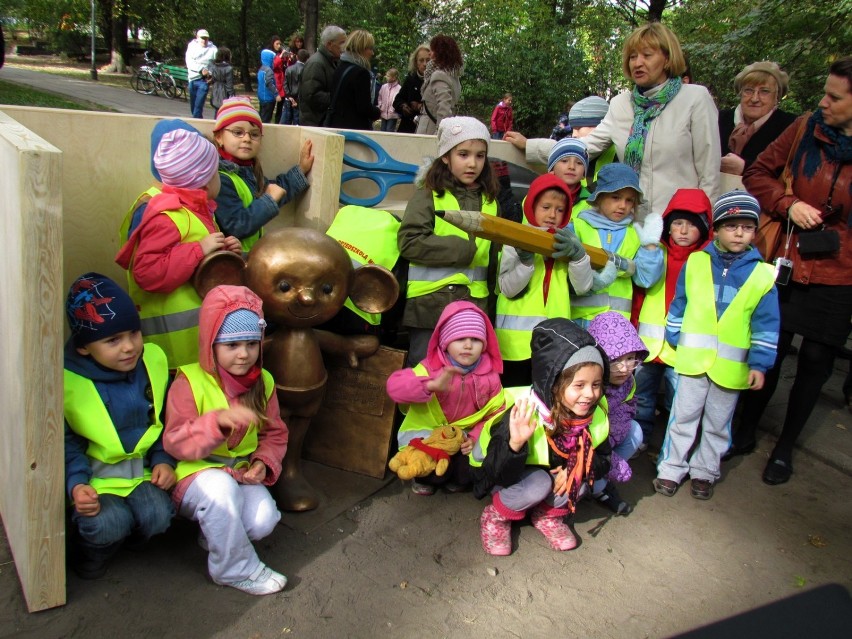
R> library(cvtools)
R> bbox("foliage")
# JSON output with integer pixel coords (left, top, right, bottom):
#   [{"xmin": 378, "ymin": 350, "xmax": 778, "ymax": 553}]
[{"xmin": 0, "ymin": 78, "xmax": 109, "ymax": 109}]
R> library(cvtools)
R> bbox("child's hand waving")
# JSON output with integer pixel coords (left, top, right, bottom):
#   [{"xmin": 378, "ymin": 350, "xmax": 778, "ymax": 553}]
[
  {"xmin": 508, "ymin": 396, "xmax": 537, "ymax": 452},
  {"xmin": 216, "ymin": 405, "xmax": 256, "ymax": 438},
  {"xmin": 425, "ymin": 366, "xmax": 462, "ymax": 393}
]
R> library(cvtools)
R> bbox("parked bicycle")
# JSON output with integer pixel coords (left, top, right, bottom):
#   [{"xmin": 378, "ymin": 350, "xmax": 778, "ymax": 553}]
[{"xmin": 130, "ymin": 51, "xmax": 179, "ymax": 99}]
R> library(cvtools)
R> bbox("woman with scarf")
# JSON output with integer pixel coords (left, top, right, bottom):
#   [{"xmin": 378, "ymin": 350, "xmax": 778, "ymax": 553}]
[
  {"xmin": 416, "ymin": 35, "xmax": 463, "ymax": 135},
  {"xmin": 729, "ymin": 57, "xmax": 852, "ymax": 486},
  {"xmin": 394, "ymin": 44, "xmax": 430, "ymax": 134},
  {"xmin": 506, "ymin": 23, "xmax": 720, "ymax": 223},
  {"xmin": 326, "ymin": 30, "xmax": 380, "ymax": 130}
]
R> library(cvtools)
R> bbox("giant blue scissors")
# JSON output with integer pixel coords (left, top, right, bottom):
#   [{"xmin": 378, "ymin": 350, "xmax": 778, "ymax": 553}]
[{"xmin": 339, "ymin": 131, "xmax": 419, "ymax": 207}]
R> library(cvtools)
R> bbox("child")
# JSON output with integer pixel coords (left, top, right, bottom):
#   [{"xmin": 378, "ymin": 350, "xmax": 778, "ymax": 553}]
[
  {"xmin": 471, "ymin": 318, "xmax": 611, "ymax": 556},
  {"xmin": 115, "ymin": 128, "xmax": 243, "ymax": 371},
  {"xmin": 212, "ymin": 97, "xmax": 314, "ymax": 253},
  {"xmin": 490, "ymin": 93, "xmax": 513, "ymax": 140},
  {"xmin": 570, "ymin": 163, "xmax": 664, "ymax": 328},
  {"xmin": 633, "ymin": 188, "xmax": 713, "ymax": 452},
  {"xmin": 257, "ymin": 49, "xmax": 280, "ymax": 124},
  {"xmin": 377, "ymin": 68, "xmax": 401, "ymax": 132},
  {"xmin": 209, "ymin": 46, "xmax": 235, "ymax": 115},
  {"xmin": 282, "ymin": 49, "xmax": 309, "ymax": 125},
  {"xmin": 654, "ymin": 190, "xmax": 779, "ymax": 500},
  {"xmin": 398, "ymin": 116, "xmax": 501, "ymax": 366},
  {"xmin": 587, "ymin": 311, "xmax": 647, "ymax": 515},
  {"xmin": 164, "ymin": 285, "xmax": 289, "ymax": 595},
  {"xmin": 64, "ymin": 273, "xmax": 175, "ymax": 578},
  {"xmin": 387, "ymin": 301, "xmax": 506, "ymax": 495},
  {"xmin": 496, "ymin": 173, "xmax": 592, "ymax": 386},
  {"xmin": 546, "ymin": 136, "xmax": 592, "ymax": 216}
]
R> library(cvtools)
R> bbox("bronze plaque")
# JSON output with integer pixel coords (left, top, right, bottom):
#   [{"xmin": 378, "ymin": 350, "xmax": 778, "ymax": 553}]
[{"xmin": 304, "ymin": 345, "xmax": 406, "ymax": 478}]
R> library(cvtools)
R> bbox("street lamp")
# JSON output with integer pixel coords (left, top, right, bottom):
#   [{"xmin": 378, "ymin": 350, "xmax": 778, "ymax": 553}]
[{"xmin": 90, "ymin": 0, "xmax": 98, "ymax": 80}]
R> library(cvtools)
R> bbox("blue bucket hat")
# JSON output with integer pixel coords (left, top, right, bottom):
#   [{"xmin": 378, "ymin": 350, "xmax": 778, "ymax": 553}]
[{"xmin": 588, "ymin": 163, "xmax": 643, "ymax": 204}]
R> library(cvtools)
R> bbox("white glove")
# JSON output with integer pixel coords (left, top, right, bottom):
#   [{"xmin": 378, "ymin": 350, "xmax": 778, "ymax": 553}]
[
  {"xmin": 590, "ymin": 261, "xmax": 618, "ymax": 292},
  {"xmin": 635, "ymin": 213, "xmax": 663, "ymax": 246}
]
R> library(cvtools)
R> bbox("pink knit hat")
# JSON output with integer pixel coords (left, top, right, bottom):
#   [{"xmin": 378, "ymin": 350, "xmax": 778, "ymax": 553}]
[
  {"xmin": 439, "ymin": 308, "xmax": 487, "ymax": 351},
  {"xmin": 153, "ymin": 129, "xmax": 220, "ymax": 189},
  {"xmin": 213, "ymin": 97, "xmax": 263, "ymax": 133}
]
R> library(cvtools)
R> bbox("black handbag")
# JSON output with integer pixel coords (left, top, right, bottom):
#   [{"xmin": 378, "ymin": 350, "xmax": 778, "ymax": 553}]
[{"xmin": 797, "ymin": 229, "xmax": 840, "ymax": 255}]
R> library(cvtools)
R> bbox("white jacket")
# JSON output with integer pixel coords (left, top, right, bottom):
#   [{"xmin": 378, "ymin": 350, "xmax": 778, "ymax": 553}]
[{"xmin": 185, "ymin": 38, "xmax": 218, "ymax": 81}]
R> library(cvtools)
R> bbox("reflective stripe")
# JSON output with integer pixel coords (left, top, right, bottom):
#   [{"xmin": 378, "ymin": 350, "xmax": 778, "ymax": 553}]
[
  {"xmin": 208, "ymin": 454, "xmax": 251, "ymax": 468},
  {"xmin": 408, "ymin": 265, "xmax": 488, "ymax": 282},
  {"xmin": 139, "ymin": 306, "xmax": 201, "ymax": 336},
  {"xmin": 90, "ymin": 457, "xmax": 145, "ymax": 480},
  {"xmin": 495, "ymin": 314, "xmax": 546, "ymax": 331},
  {"xmin": 638, "ymin": 323, "xmax": 665, "ymax": 341},
  {"xmin": 573, "ymin": 294, "xmax": 632, "ymax": 312},
  {"xmin": 678, "ymin": 333, "xmax": 748, "ymax": 363}
]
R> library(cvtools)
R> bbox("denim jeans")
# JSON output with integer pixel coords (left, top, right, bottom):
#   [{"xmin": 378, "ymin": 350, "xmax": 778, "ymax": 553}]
[
  {"xmin": 634, "ymin": 362, "xmax": 678, "ymax": 444},
  {"xmin": 380, "ymin": 118, "xmax": 398, "ymax": 132},
  {"xmin": 280, "ymin": 100, "xmax": 300, "ymax": 125},
  {"xmin": 189, "ymin": 79, "xmax": 209, "ymax": 119}
]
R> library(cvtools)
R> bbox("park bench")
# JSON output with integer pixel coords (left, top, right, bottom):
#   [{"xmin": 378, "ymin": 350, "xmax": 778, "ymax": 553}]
[{"xmin": 162, "ymin": 64, "xmax": 189, "ymax": 98}]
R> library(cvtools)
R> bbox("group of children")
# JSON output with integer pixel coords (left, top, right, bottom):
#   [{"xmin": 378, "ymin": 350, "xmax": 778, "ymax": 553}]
[{"xmin": 65, "ymin": 110, "xmax": 779, "ymax": 594}]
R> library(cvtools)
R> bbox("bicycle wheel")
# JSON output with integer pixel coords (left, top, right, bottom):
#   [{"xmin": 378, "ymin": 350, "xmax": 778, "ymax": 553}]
[
  {"xmin": 160, "ymin": 73, "xmax": 178, "ymax": 99},
  {"xmin": 131, "ymin": 69, "xmax": 156, "ymax": 95}
]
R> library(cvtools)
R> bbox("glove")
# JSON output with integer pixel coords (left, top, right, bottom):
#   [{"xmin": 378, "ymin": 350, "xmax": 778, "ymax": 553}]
[
  {"xmin": 552, "ymin": 227, "xmax": 587, "ymax": 261},
  {"xmin": 635, "ymin": 213, "xmax": 663, "ymax": 246},
  {"xmin": 590, "ymin": 261, "xmax": 618, "ymax": 291},
  {"xmin": 516, "ymin": 248, "xmax": 535, "ymax": 265},
  {"xmin": 607, "ymin": 251, "xmax": 635, "ymax": 275}
]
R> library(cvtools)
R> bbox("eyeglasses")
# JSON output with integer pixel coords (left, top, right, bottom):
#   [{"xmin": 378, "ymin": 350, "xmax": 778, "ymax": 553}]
[
  {"xmin": 719, "ymin": 223, "xmax": 757, "ymax": 233},
  {"xmin": 741, "ymin": 87, "xmax": 775, "ymax": 99},
  {"xmin": 224, "ymin": 128, "xmax": 262, "ymax": 141},
  {"xmin": 611, "ymin": 357, "xmax": 642, "ymax": 372}
]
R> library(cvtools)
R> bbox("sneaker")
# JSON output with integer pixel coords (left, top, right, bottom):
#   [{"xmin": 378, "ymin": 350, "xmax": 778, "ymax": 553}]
[
  {"xmin": 630, "ymin": 442, "xmax": 648, "ymax": 460},
  {"xmin": 443, "ymin": 481, "xmax": 468, "ymax": 494},
  {"xmin": 690, "ymin": 478, "xmax": 714, "ymax": 500},
  {"xmin": 411, "ymin": 479, "xmax": 435, "ymax": 496},
  {"xmin": 653, "ymin": 478, "xmax": 679, "ymax": 497},
  {"xmin": 594, "ymin": 484, "xmax": 633, "ymax": 515},
  {"xmin": 215, "ymin": 564, "xmax": 287, "ymax": 596}
]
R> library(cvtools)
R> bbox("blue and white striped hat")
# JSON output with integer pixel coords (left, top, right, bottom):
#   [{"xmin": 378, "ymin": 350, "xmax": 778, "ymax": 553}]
[
  {"xmin": 547, "ymin": 137, "xmax": 589, "ymax": 174},
  {"xmin": 712, "ymin": 190, "xmax": 761, "ymax": 227},
  {"xmin": 214, "ymin": 309, "xmax": 266, "ymax": 343}
]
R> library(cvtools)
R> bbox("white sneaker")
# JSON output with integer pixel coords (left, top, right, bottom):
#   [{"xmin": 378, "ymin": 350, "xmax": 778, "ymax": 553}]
[{"xmin": 215, "ymin": 564, "xmax": 287, "ymax": 596}]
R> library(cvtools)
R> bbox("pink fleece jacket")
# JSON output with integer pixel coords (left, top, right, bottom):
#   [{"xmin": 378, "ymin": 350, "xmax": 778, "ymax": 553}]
[
  {"xmin": 163, "ymin": 285, "xmax": 288, "ymax": 507},
  {"xmin": 386, "ymin": 301, "xmax": 504, "ymax": 443}
]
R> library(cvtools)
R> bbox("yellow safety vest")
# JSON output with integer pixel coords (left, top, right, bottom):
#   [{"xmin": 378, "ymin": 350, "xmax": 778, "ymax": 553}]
[
  {"xmin": 127, "ymin": 208, "xmax": 211, "ymax": 370},
  {"xmin": 119, "ymin": 186, "xmax": 162, "ymax": 242},
  {"xmin": 675, "ymin": 252, "xmax": 775, "ymax": 389},
  {"xmin": 327, "ymin": 205, "xmax": 401, "ymax": 326},
  {"xmin": 637, "ymin": 246, "xmax": 677, "ymax": 366},
  {"xmin": 406, "ymin": 192, "xmax": 497, "ymax": 300},
  {"xmin": 173, "ymin": 363, "xmax": 275, "ymax": 481},
  {"xmin": 571, "ymin": 216, "xmax": 640, "ymax": 321},
  {"xmin": 64, "ymin": 344, "xmax": 169, "ymax": 497},
  {"xmin": 219, "ymin": 170, "xmax": 263, "ymax": 253}
]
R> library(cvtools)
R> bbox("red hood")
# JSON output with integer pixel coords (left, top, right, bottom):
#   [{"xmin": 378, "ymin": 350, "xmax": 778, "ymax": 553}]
[
  {"xmin": 661, "ymin": 188, "xmax": 713, "ymax": 251},
  {"xmin": 198, "ymin": 285, "xmax": 265, "ymax": 375},
  {"xmin": 523, "ymin": 173, "xmax": 574, "ymax": 229},
  {"xmin": 425, "ymin": 301, "xmax": 503, "ymax": 374}
]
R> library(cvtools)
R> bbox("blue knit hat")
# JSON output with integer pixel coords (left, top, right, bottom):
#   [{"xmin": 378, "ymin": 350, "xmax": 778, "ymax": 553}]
[
  {"xmin": 547, "ymin": 137, "xmax": 589, "ymax": 174},
  {"xmin": 588, "ymin": 163, "xmax": 643, "ymax": 204},
  {"xmin": 712, "ymin": 190, "xmax": 761, "ymax": 227},
  {"xmin": 66, "ymin": 273, "xmax": 141, "ymax": 347},
  {"xmin": 214, "ymin": 309, "xmax": 266, "ymax": 343},
  {"xmin": 568, "ymin": 96, "xmax": 609, "ymax": 128}
]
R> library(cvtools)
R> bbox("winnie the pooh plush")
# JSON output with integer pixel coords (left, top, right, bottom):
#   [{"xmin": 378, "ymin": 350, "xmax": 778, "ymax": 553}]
[{"xmin": 388, "ymin": 425, "xmax": 464, "ymax": 480}]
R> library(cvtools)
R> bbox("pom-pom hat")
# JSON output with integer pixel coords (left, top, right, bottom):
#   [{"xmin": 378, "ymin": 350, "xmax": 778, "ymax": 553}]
[
  {"xmin": 437, "ymin": 116, "xmax": 490, "ymax": 157},
  {"xmin": 712, "ymin": 189, "xmax": 761, "ymax": 227},
  {"xmin": 213, "ymin": 97, "xmax": 263, "ymax": 133},
  {"xmin": 214, "ymin": 309, "xmax": 266, "ymax": 344},
  {"xmin": 547, "ymin": 137, "xmax": 589, "ymax": 174},
  {"xmin": 153, "ymin": 129, "xmax": 219, "ymax": 190}
]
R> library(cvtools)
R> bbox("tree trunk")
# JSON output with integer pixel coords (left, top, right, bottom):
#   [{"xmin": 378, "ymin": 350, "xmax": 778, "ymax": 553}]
[
  {"xmin": 302, "ymin": 0, "xmax": 319, "ymax": 53},
  {"xmin": 239, "ymin": 0, "xmax": 253, "ymax": 92},
  {"xmin": 647, "ymin": 0, "xmax": 668, "ymax": 22},
  {"xmin": 108, "ymin": 12, "xmax": 128, "ymax": 73}
]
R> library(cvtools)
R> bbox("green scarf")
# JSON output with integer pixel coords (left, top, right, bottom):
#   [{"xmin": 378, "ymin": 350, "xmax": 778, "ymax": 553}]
[{"xmin": 623, "ymin": 77, "xmax": 682, "ymax": 172}]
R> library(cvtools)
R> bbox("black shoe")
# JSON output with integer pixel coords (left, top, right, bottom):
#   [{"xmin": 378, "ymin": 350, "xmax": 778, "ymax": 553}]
[
  {"xmin": 594, "ymin": 484, "xmax": 633, "ymax": 515},
  {"xmin": 721, "ymin": 440, "xmax": 756, "ymax": 462},
  {"xmin": 762, "ymin": 458, "xmax": 793, "ymax": 485}
]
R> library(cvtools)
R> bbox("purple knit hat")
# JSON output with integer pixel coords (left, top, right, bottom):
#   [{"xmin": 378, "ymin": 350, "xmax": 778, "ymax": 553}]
[
  {"xmin": 153, "ymin": 129, "xmax": 219, "ymax": 190},
  {"xmin": 439, "ymin": 308, "xmax": 487, "ymax": 351},
  {"xmin": 587, "ymin": 311, "xmax": 648, "ymax": 362}
]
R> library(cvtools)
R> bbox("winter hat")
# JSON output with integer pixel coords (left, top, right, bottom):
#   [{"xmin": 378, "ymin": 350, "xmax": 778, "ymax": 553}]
[
  {"xmin": 734, "ymin": 61, "xmax": 789, "ymax": 98},
  {"xmin": 587, "ymin": 311, "xmax": 648, "ymax": 363},
  {"xmin": 664, "ymin": 211, "xmax": 710, "ymax": 243},
  {"xmin": 437, "ymin": 116, "xmax": 490, "ymax": 157},
  {"xmin": 588, "ymin": 163, "xmax": 643, "ymax": 204},
  {"xmin": 547, "ymin": 137, "xmax": 589, "ymax": 174},
  {"xmin": 214, "ymin": 308, "xmax": 266, "ymax": 344},
  {"xmin": 150, "ymin": 119, "xmax": 201, "ymax": 181},
  {"xmin": 438, "ymin": 307, "xmax": 487, "ymax": 351},
  {"xmin": 153, "ymin": 129, "xmax": 219, "ymax": 189},
  {"xmin": 66, "ymin": 273, "xmax": 141, "ymax": 347},
  {"xmin": 564, "ymin": 345, "xmax": 604, "ymax": 371},
  {"xmin": 568, "ymin": 96, "xmax": 609, "ymax": 129},
  {"xmin": 213, "ymin": 97, "xmax": 263, "ymax": 133},
  {"xmin": 712, "ymin": 190, "xmax": 761, "ymax": 228}
]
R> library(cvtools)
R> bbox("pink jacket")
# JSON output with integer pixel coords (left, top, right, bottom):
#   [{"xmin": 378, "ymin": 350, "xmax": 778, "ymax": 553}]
[
  {"xmin": 386, "ymin": 301, "xmax": 504, "ymax": 442},
  {"xmin": 377, "ymin": 81, "xmax": 401, "ymax": 120},
  {"xmin": 164, "ymin": 285, "xmax": 289, "ymax": 506}
]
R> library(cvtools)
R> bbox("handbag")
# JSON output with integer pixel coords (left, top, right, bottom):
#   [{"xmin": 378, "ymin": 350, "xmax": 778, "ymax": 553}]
[
  {"xmin": 753, "ymin": 112, "xmax": 811, "ymax": 261},
  {"xmin": 323, "ymin": 64, "xmax": 356, "ymax": 127}
]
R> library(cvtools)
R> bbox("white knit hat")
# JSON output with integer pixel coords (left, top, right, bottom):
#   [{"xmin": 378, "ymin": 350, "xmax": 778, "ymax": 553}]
[{"xmin": 437, "ymin": 116, "xmax": 490, "ymax": 157}]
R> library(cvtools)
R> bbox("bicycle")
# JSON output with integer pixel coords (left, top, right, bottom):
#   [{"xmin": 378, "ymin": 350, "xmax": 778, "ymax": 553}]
[{"xmin": 130, "ymin": 51, "xmax": 179, "ymax": 99}]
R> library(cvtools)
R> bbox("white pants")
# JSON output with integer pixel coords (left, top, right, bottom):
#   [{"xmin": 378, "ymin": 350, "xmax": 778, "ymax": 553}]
[{"xmin": 179, "ymin": 469, "xmax": 281, "ymax": 583}]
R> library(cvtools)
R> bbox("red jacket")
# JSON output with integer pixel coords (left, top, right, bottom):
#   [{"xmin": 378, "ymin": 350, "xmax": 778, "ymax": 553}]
[
  {"xmin": 490, "ymin": 101, "xmax": 513, "ymax": 134},
  {"xmin": 273, "ymin": 52, "xmax": 286, "ymax": 97}
]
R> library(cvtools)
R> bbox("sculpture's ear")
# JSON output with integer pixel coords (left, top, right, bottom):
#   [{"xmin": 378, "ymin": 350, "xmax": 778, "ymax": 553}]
[
  {"xmin": 349, "ymin": 264, "xmax": 399, "ymax": 314},
  {"xmin": 193, "ymin": 251, "xmax": 247, "ymax": 298}
]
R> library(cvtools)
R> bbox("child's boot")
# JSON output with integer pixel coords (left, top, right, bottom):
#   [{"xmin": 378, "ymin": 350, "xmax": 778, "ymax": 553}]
[
  {"xmin": 480, "ymin": 495, "xmax": 525, "ymax": 556},
  {"xmin": 530, "ymin": 503, "xmax": 577, "ymax": 551}
]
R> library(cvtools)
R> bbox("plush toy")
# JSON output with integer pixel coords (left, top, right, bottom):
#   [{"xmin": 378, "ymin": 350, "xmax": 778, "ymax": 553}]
[{"xmin": 388, "ymin": 425, "xmax": 465, "ymax": 480}]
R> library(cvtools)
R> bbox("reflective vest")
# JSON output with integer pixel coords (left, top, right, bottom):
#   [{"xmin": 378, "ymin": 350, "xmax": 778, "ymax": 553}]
[
  {"xmin": 174, "ymin": 363, "xmax": 275, "ymax": 481},
  {"xmin": 674, "ymin": 252, "xmax": 775, "ymax": 389},
  {"xmin": 470, "ymin": 389, "xmax": 609, "ymax": 468},
  {"xmin": 64, "ymin": 344, "xmax": 169, "ymax": 497},
  {"xmin": 397, "ymin": 364, "xmax": 507, "ymax": 449},
  {"xmin": 637, "ymin": 246, "xmax": 677, "ymax": 366},
  {"xmin": 119, "ymin": 186, "xmax": 162, "ymax": 242},
  {"xmin": 220, "ymin": 170, "xmax": 263, "ymax": 253},
  {"xmin": 128, "ymin": 208, "xmax": 210, "ymax": 370},
  {"xmin": 327, "ymin": 205, "xmax": 401, "ymax": 326},
  {"xmin": 571, "ymin": 217, "xmax": 640, "ymax": 321},
  {"xmin": 406, "ymin": 192, "xmax": 497, "ymax": 300}
]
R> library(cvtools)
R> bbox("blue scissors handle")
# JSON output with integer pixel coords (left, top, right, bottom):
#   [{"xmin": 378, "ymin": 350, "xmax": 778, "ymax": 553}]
[
  {"xmin": 341, "ymin": 131, "xmax": 419, "ymax": 175},
  {"xmin": 339, "ymin": 170, "xmax": 415, "ymax": 207}
]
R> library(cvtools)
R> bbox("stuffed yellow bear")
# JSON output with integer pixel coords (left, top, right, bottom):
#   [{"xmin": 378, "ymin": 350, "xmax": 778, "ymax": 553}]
[{"xmin": 388, "ymin": 425, "xmax": 464, "ymax": 480}]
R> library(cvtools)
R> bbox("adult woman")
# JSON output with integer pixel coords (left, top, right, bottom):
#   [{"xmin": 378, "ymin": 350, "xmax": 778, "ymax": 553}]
[
  {"xmin": 720, "ymin": 61, "xmax": 798, "ymax": 176},
  {"xmin": 288, "ymin": 33, "xmax": 305, "ymax": 61},
  {"xmin": 416, "ymin": 35, "xmax": 463, "ymax": 135},
  {"xmin": 327, "ymin": 30, "xmax": 380, "ymax": 130},
  {"xmin": 506, "ymin": 23, "xmax": 720, "ymax": 222},
  {"xmin": 734, "ymin": 56, "xmax": 852, "ymax": 485},
  {"xmin": 269, "ymin": 35, "xmax": 288, "ymax": 125},
  {"xmin": 394, "ymin": 44, "xmax": 430, "ymax": 133}
]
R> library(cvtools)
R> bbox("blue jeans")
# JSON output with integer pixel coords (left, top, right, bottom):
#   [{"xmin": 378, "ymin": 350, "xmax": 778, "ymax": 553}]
[
  {"xmin": 189, "ymin": 78, "xmax": 209, "ymax": 119},
  {"xmin": 634, "ymin": 362, "xmax": 678, "ymax": 444},
  {"xmin": 280, "ymin": 100, "xmax": 300, "ymax": 125},
  {"xmin": 491, "ymin": 131, "xmax": 505, "ymax": 140},
  {"xmin": 380, "ymin": 118, "xmax": 398, "ymax": 132}
]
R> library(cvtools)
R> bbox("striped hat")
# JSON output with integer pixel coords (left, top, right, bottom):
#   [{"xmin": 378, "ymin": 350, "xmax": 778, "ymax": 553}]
[
  {"xmin": 712, "ymin": 190, "xmax": 761, "ymax": 227},
  {"xmin": 153, "ymin": 129, "xmax": 219, "ymax": 190},
  {"xmin": 547, "ymin": 137, "xmax": 589, "ymax": 174},
  {"xmin": 215, "ymin": 309, "xmax": 266, "ymax": 343},
  {"xmin": 568, "ymin": 96, "xmax": 609, "ymax": 128},
  {"xmin": 439, "ymin": 307, "xmax": 487, "ymax": 351},
  {"xmin": 213, "ymin": 97, "xmax": 263, "ymax": 133}
]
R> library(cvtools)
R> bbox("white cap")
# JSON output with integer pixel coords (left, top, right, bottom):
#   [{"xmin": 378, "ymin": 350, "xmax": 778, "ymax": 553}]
[{"xmin": 197, "ymin": 29, "xmax": 210, "ymax": 39}]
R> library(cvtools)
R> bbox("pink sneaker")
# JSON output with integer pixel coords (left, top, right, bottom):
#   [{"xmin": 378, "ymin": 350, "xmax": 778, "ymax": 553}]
[
  {"xmin": 480, "ymin": 504, "xmax": 512, "ymax": 556},
  {"xmin": 530, "ymin": 505, "xmax": 577, "ymax": 551}
]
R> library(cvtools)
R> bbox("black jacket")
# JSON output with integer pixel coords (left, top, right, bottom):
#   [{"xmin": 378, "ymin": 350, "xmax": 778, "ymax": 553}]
[
  {"xmin": 393, "ymin": 72, "xmax": 424, "ymax": 133},
  {"xmin": 719, "ymin": 108, "xmax": 798, "ymax": 171},
  {"xmin": 327, "ymin": 61, "xmax": 380, "ymax": 130}
]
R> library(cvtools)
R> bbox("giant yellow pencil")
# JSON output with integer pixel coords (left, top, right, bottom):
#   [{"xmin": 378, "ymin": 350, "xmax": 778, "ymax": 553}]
[{"xmin": 437, "ymin": 210, "xmax": 614, "ymax": 270}]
